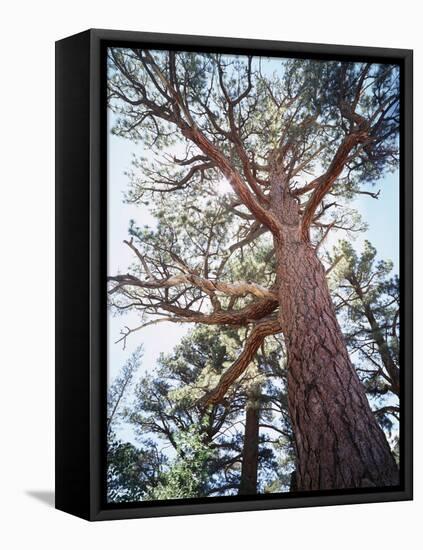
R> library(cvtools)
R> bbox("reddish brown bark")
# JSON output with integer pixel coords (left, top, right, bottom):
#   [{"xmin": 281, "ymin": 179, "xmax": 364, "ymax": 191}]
[
  {"xmin": 201, "ymin": 317, "xmax": 281, "ymax": 406},
  {"xmin": 271, "ymin": 179, "xmax": 399, "ymax": 491},
  {"xmin": 239, "ymin": 401, "xmax": 260, "ymax": 495}
]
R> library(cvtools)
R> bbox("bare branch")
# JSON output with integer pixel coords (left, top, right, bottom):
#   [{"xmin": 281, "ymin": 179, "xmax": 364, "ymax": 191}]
[{"xmin": 108, "ymin": 271, "xmax": 277, "ymax": 301}]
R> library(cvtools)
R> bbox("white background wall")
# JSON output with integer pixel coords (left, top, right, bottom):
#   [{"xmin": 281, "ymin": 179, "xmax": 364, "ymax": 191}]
[{"xmin": 0, "ymin": 1, "xmax": 420, "ymax": 548}]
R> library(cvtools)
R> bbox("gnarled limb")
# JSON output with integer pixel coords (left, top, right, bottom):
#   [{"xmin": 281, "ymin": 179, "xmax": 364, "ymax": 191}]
[
  {"xmin": 181, "ymin": 126, "xmax": 281, "ymax": 234},
  {"xmin": 159, "ymin": 297, "xmax": 278, "ymax": 326},
  {"xmin": 109, "ymin": 49, "xmax": 282, "ymax": 236},
  {"xmin": 109, "ymin": 237, "xmax": 277, "ymax": 304},
  {"xmin": 108, "ymin": 271, "xmax": 277, "ymax": 301},
  {"xmin": 300, "ymin": 131, "xmax": 369, "ymax": 240},
  {"xmin": 199, "ymin": 317, "xmax": 282, "ymax": 406}
]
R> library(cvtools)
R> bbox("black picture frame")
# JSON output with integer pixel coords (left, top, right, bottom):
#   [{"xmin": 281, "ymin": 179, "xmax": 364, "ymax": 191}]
[{"xmin": 55, "ymin": 28, "xmax": 413, "ymax": 521}]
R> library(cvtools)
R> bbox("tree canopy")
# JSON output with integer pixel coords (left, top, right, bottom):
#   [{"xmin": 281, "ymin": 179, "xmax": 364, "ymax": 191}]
[
  {"xmin": 108, "ymin": 51, "xmax": 399, "ymax": 402},
  {"xmin": 107, "ymin": 48, "xmax": 400, "ymax": 497}
]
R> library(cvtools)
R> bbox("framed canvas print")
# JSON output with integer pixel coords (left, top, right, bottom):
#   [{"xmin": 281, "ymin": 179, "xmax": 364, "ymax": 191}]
[{"xmin": 55, "ymin": 29, "xmax": 413, "ymax": 521}]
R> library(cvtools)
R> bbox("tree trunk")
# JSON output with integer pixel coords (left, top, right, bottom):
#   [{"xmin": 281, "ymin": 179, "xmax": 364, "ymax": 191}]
[
  {"xmin": 239, "ymin": 400, "xmax": 260, "ymax": 495},
  {"xmin": 289, "ymin": 470, "xmax": 297, "ymax": 491},
  {"xmin": 271, "ymin": 182, "xmax": 399, "ymax": 491}
]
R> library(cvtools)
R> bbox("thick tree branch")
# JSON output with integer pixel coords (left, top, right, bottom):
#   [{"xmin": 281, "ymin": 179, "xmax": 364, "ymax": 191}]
[
  {"xmin": 109, "ymin": 266, "xmax": 277, "ymax": 301},
  {"xmin": 108, "ymin": 240, "xmax": 278, "ymax": 300},
  {"xmin": 110, "ymin": 49, "xmax": 282, "ymax": 235},
  {"xmin": 199, "ymin": 316, "xmax": 282, "ymax": 406},
  {"xmin": 181, "ymin": 125, "xmax": 281, "ymax": 234},
  {"xmin": 300, "ymin": 130, "xmax": 369, "ymax": 240}
]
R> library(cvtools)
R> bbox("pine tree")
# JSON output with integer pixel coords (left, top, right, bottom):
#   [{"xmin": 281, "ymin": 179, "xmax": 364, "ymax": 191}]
[{"xmin": 108, "ymin": 51, "xmax": 400, "ymax": 489}]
